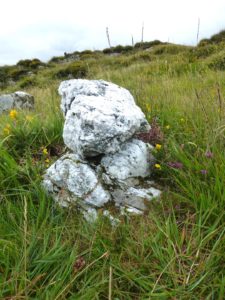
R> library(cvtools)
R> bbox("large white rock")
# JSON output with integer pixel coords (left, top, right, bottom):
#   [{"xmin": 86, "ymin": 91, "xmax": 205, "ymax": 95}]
[
  {"xmin": 100, "ymin": 139, "xmax": 155, "ymax": 186},
  {"xmin": 59, "ymin": 79, "xmax": 150, "ymax": 157},
  {"xmin": 43, "ymin": 153, "xmax": 111, "ymax": 208},
  {"xmin": 0, "ymin": 91, "xmax": 34, "ymax": 114}
]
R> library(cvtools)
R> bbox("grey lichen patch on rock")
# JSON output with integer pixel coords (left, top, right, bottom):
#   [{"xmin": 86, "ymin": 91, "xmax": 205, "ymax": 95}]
[
  {"xmin": 0, "ymin": 91, "xmax": 34, "ymax": 114},
  {"xmin": 59, "ymin": 79, "xmax": 150, "ymax": 157}
]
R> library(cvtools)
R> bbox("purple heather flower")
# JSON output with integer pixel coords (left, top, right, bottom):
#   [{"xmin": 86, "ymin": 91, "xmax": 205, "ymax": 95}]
[
  {"xmin": 200, "ymin": 169, "xmax": 208, "ymax": 175},
  {"xmin": 205, "ymin": 151, "xmax": 213, "ymax": 158},
  {"xmin": 167, "ymin": 162, "xmax": 183, "ymax": 169}
]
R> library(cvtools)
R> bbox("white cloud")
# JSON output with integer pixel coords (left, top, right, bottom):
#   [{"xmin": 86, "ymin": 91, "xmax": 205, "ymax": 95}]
[{"xmin": 0, "ymin": 0, "xmax": 225, "ymax": 65}]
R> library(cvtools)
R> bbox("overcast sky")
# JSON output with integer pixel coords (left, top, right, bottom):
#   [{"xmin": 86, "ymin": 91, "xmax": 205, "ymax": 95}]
[{"xmin": 0, "ymin": 0, "xmax": 225, "ymax": 65}]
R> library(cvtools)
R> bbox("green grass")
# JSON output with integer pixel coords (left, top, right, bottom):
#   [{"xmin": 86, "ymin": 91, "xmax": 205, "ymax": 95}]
[{"xmin": 0, "ymin": 44, "xmax": 224, "ymax": 299}]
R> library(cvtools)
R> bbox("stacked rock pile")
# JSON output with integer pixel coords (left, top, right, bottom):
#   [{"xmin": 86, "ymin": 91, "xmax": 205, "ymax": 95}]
[{"xmin": 43, "ymin": 79, "xmax": 161, "ymax": 220}]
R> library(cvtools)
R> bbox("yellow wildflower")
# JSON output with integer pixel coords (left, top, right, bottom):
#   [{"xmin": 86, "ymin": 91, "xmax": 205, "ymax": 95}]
[
  {"xmin": 3, "ymin": 124, "xmax": 11, "ymax": 135},
  {"xmin": 154, "ymin": 163, "xmax": 161, "ymax": 169},
  {"xmin": 9, "ymin": 109, "xmax": 18, "ymax": 119},
  {"xmin": 165, "ymin": 125, "xmax": 170, "ymax": 129},
  {"xmin": 180, "ymin": 118, "xmax": 185, "ymax": 123},
  {"xmin": 26, "ymin": 115, "xmax": 34, "ymax": 122},
  {"xmin": 42, "ymin": 148, "xmax": 48, "ymax": 155},
  {"xmin": 146, "ymin": 104, "xmax": 151, "ymax": 112},
  {"xmin": 155, "ymin": 144, "xmax": 162, "ymax": 150},
  {"xmin": 45, "ymin": 158, "xmax": 50, "ymax": 167}
]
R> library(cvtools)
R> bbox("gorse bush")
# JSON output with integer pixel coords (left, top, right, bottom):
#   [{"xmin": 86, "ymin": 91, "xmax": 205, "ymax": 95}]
[
  {"xmin": 103, "ymin": 45, "xmax": 134, "ymax": 54},
  {"xmin": 198, "ymin": 29, "xmax": 225, "ymax": 46},
  {"xmin": 18, "ymin": 76, "xmax": 37, "ymax": 88},
  {"xmin": 0, "ymin": 66, "xmax": 10, "ymax": 87},
  {"xmin": 48, "ymin": 55, "xmax": 65, "ymax": 64},
  {"xmin": 8, "ymin": 67, "xmax": 29, "ymax": 81},
  {"xmin": 189, "ymin": 44, "xmax": 217, "ymax": 60},
  {"xmin": 134, "ymin": 39, "xmax": 164, "ymax": 49},
  {"xmin": 17, "ymin": 58, "xmax": 44, "ymax": 69},
  {"xmin": 53, "ymin": 62, "xmax": 88, "ymax": 79}
]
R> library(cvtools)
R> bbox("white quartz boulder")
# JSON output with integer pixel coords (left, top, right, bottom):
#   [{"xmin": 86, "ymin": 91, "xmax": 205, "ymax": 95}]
[
  {"xmin": 59, "ymin": 79, "xmax": 150, "ymax": 157},
  {"xmin": 100, "ymin": 139, "xmax": 155, "ymax": 186},
  {"xmin": 42, "ymin": 153, "xmax": 111, "ymax": 208},
  {"xmin": 0, "ymin": 91, "xmax": 34, "ymax": 114}
]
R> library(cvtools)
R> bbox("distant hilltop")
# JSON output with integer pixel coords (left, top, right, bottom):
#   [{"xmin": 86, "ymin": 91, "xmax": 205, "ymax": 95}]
[{"xmin": 0, "ymin": 29, "xmax": 224, "ymax": 91}]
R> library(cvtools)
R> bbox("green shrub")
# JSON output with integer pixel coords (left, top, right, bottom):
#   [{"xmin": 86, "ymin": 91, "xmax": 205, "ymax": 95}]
[
  {"xmin": 153, "ymin": 44, "xmax": 191, "ymax": 55},
  {"xmin": 0, "ymin": 66, "xmax": 10, "ymax": 86},
  {"xmin": 49, "ymin": 56, "xmax": 65, "ymax": 64},
  {"xmin": 207, "ymin": 50, "xmax": 225, "ymax": 70},
  {"xmin": 103, "ymin": 45, "xmax": 133, "ymax": 54},
  {"xmin": 134, "ymin": 51, "xmax": 155, "ymax": 61},
  {"xmin": 113, "ymin": 45, "xmax": 132, "ymax": 53},
  {"xmin": 134, "ymin": 40, "xmax": 163, "ymax": 49},
  {"xmin": 19, "ymin": 76, "xmax": 37, "ymax": 88},
  {"xmin": 17, "ymin": 58, "xmax": 44, "ymax": 69},
  {"xmin": 198, "ymin": 29, "xmax": 225, "ymax": 46},
  {"xmin": 103, "ymin": 47, "xmax": 112, "ymax": 54},
  {"xmin": 80, "ymin": 50, "xmax": 93, "ymax": 55},
  {"xmin": 8, "ymin": 67, "xmax": 28, "ymax": 80},
  {"xmin": 80, "ymin": 51, "xmax": 103, "ymax": 60},
  {"xmin": 53, "ymin": 62, "xmax": 88, "ymax": 79},
  {"xmin": 189, "ymin": 44, "xmax": 217, "ymax": 60},
  {"xmin": 198, "ymin": 38, "xmax": 210, "ymax": 47}
]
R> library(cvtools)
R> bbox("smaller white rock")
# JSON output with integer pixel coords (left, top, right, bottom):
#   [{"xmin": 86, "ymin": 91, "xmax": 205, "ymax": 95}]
[
  {"xmin": 101, "ymin": 139, "xmax": 155, "ymax": 184},
  {"xmin": 83, "ymin": 207, "xmax": 98, "ymax": 223},
  {"xmin": 43, "ymin": 153, "xmax": 111, "ymax": 208},
  {"xmin": 103, "ymin": 210, "xmax": 120, "ymax": 226},
  {"xmin": 0, "ymin": 91, "xmax": 34, "ymax": 114},
  {"xmin": 120, "ymin": 206, "xmax": 143, "ymax": 215}
]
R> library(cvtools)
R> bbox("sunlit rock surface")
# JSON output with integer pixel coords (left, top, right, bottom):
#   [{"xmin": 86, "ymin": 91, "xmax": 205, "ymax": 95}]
[{"xmin": 59, "ymin": 79, "xmax": 150, "ymax": 157}]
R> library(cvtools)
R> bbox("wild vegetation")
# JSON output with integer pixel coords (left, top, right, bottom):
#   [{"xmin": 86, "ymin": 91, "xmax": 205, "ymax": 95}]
[{"xmin": 0, "ymin": 31, "xmax": 225, "ymax": 299}]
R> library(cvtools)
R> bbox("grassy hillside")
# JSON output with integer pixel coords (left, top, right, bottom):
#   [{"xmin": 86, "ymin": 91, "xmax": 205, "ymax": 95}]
[{"xmin": 0, "ymin": 37, "xmax": 225, "ymax": 299}]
